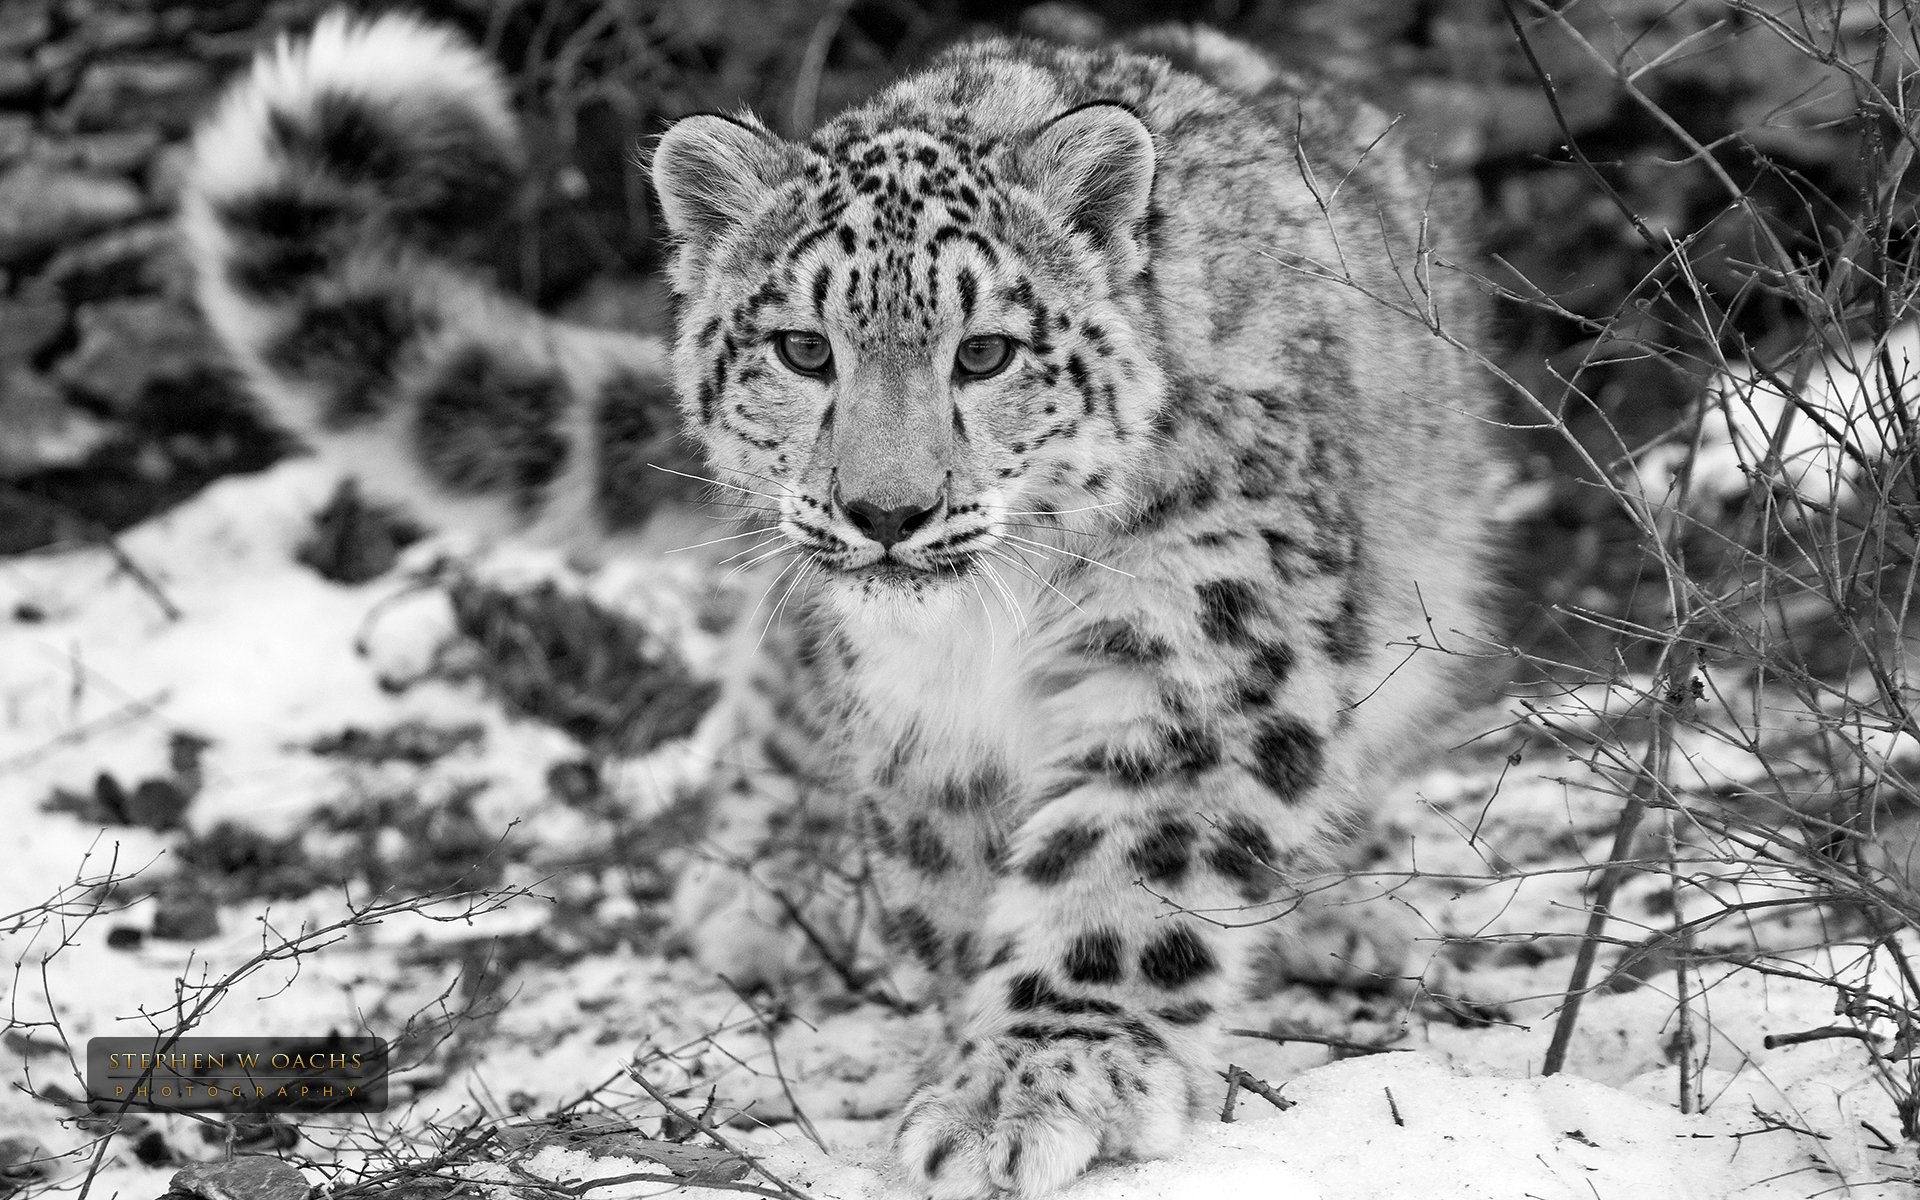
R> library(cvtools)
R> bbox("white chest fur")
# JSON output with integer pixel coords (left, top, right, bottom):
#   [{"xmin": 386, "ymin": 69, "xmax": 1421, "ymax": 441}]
[{"xmin": 837, "ymin": 574, "xmax": 1051, "ymax": 783}]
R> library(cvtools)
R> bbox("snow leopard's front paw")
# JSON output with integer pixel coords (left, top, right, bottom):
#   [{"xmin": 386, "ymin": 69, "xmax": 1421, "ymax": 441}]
[{"xmin": 894, "ymin": 1028, "xmax": 1193, "ymax": 1198}]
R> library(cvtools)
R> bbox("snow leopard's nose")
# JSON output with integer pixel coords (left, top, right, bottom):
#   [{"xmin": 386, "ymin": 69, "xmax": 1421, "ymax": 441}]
[{"xmin": 843, "ymin": 496, "xmax": 940, "ymax": 549}]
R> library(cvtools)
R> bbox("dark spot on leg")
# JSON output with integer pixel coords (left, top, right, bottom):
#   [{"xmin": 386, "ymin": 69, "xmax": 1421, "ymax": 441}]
[
  {"xmin": 1010, "ymin": 1024, "xmax": 1113, "ymax": 1042},
  {"xmin": 883, "ymin": 905, "xmax": 944, "ymax": 967},
  {"xmin": 1195, "ymin": 579, "xmax": 1263, "ymax": 644},
  {"xmin": 872, "ymin": 725, "xmax": 919, "ymax": 788},
  {"xmin": 863, "ymin": 806, "xmax": 898, "ymax": 856},
  {"xmin": 1126, "ymin": 816, "xmax": 1196, "ymax": 885},
  {"xmin": 1234, "ymin": 640, "xmax": 1297, "ymax": 709},
  {"xmin": 1154, "ymin": 999, "xmax": 1213, "ymax": 1025},
  {"xmin": 1008, "ymin": 971, "xmax": 1059, "ymax": 1011},
  {"xmin": 1207, "ymin": 817, "xmax": 1279, "ymax": 900},
  {"xmin": 1070, "ymin": 618, "xmax": 1172, "ymax": 665},
  {"xmin": 1139, "ymin": 925, "xmax": 1218, "ymax": 989},
  {"xmin": 1021, "ymin": 824, "xmax": 1103, "ymax": 885},
  {"xmin": 1082, "ymin": 725, "xmax": 1220, "ymax": 786},
  {"xmin": 1120, "ymin": 1018, "xmax": 1167, "ymax": 1053},
  {"xmin": 924, "ymin": 1135, "xmax": 956, "ymax": 1179},
  {"xmin": 903, "ymin": 814, "xmax": 954, "ymax": 875},
  {"xmin": 1250, "ymin": 717, "xmax": 1325, "ymax": 801},
  {"xmin": 982, "ymin": 830, "xmax": 1009, "ymax": 874},
  {"xmin": 1063, "ymin": 928, "xmax": 1124, "ymax": 985},
  {"xmin": 936, "ymin": 763, "xmax": 1010, "ymax": 811},
  {"xmin": 953, "ymin": 931, "xmax": 979, "ymax": 978},
  {"xmin": 1317, "ymin": 585, "xmax": 1371, "ymax": 665}
]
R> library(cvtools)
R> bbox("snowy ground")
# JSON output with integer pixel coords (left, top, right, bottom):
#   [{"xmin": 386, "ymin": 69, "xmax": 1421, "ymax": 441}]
[{"xmin": 2, "ymin": 459, "xmax": 1915, "ymax": 1200}]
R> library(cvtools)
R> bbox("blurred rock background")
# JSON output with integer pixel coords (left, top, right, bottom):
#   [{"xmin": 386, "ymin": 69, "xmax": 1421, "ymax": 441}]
[{"xmin": 0, "ymin": 0, "xmax": 1904, "ymax": 623}]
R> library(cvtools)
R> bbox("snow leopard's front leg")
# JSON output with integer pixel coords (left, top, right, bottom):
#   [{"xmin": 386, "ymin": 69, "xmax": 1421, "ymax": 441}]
[
  {"xmin": 892, "ymin": 772, "xmax": 1311, "ymax": 1198},
  {"xmin": 896, "ymin": 387, "xmax": 1392, "ymax": 1197}
]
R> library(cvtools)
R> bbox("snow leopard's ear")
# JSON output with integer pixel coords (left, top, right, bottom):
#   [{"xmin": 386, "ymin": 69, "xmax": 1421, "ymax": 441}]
[
  {"xmin": 1017, "ymin": 102, "xmax": 1155, "ymax": 257},
  {"xmin": 650, "ymin": 113, "xmax": 796, "ymax": 250}
]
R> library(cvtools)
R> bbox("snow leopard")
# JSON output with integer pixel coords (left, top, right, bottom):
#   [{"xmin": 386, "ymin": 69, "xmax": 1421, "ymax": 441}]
[{"xmin": 183, "ymin": 11, "xmax": 1497, "ymax": 1197}]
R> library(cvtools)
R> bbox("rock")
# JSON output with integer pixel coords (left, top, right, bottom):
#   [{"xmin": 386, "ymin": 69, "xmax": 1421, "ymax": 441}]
[
  {"xmin": 31, "ymin": 39, "xmax": 87, "ymax": 103},
  {"xmin": 42, "ymin": 218, "xmax": 185, "ymax": 300},
  {"xmin": 151, "ymin": 886, "xmax": 219, "ymax": 941},
  {"xmin": 51, "ymin": 127, "xmax": 161, "ymax": 174},
  {"xmin": 57, "ymin": 297, "xmax": 208, "ymax": 412},
  {"xmin": 0, "ymin": 56, "xmax": 36, "ymax": 105},
  {"xmin": 0, "ymin": 281, "xmax": 65, "ymax": 362},
  {"xmin": 0, "ymin": 114, "xmax": 30, "ymax": 162},
  {"xmin": 295, "ymin": 479, "xmax": 425, "ymax": 584},
  {"xmin": 63, "ymin": 58, "xmax": 214, "ymax": 136},
  {"xmin": 0, "ymin": 1, "xmax": 52, "ymax": 54},
  {"xmin": 0, "ymin": 369, "xmax": 104, "ymax": 479},
  {"xmin": 144, "ymin": 142, "xmax": 191, "ymax": 207},
  {"xmin": 126, "ymin": 778, "xmax": 191, "ymax": 830},
  {"xmin": 71, "ymin": 11, "xmax": 159, "ymax": 51},
  {"xmin": 0, "ymin": 163, "xmax": 143, "ymax": 266},
  {"xmin": 0, "ymin": 1135, "xmax": 49, "ymax": 1189},
  {"xmin": 93, "ymin": 772, "xmax": 129, "ymax": 821},
  {"xmin": 169, "ymin": 1157, "xmax": 311, "ymax": 1200}
]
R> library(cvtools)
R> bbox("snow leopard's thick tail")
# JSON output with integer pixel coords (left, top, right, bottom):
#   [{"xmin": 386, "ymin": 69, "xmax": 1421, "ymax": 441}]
[{"xmin": 181, "ymin": 11, "xmax": 690, "ymax": 542}]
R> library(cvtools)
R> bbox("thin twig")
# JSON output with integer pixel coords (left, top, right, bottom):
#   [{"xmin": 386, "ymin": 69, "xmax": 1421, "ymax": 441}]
[
  {"xmin": 625, "ymin": 1066, "xmax": 816, "ymax": 1200},
  {"xmin": 1763, "ymin": 1026, "xmax": 1880, "ymax": 1050},
  {"xmin": 719, "ymin": 979, "xmax": 828, "ymax": 1154},
  {"xmin": 1217, "ymin": 1066, "xmax": 1294, "ymax": 1113},
  {"xmin": 1225, "ymin": 1028, "xmax": 1409, "ymax": 1056}
]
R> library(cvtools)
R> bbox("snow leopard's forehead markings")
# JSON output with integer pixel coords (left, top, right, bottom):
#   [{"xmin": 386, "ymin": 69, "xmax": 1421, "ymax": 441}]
[{"xmin": 786, "ymin": 123, "xmax": 1006, "ymax": 342}]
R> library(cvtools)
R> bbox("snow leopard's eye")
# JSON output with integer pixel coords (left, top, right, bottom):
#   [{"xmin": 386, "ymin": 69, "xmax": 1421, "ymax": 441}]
[
  {"xmin": 953, "ymin": 334, "xmax": 1013, "ymax": 381},
  {"xmin": 775, "ymin": 331, "xmax": 833, "ymax": 377}
]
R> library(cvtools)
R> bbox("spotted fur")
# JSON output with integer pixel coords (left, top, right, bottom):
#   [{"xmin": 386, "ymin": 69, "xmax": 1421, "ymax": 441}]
[{"xmin": 185, "ymin": 14, "xmax": 1497, "ymax": 1198}]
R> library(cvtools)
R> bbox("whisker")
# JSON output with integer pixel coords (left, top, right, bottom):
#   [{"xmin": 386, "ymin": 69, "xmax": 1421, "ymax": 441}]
[
  {"xmin": 724, "ymin": 557, "xmax": 788, "ymax": 589},
  {"xmin": 989, "ymin": 501, "xmax": 1125, "ymax": 517},
  {"xmin": 992, "ymin": 520, "xmax": 1099, "ymax": 537},
  {"xmin": 968, "ymin": 575, "xmax": 998, "ymax": 659},
  {"xmin": 989, "ymin": 547, "xmax": 1083, "ymax": 614},
  {"xmin": 978, "ymin": 557, "xmax": 1026, "ymax": 630},
  {"xmin": 711, "ymin": 462, "xmax": 797, "ymax": 492},
  {"xmin": 742, "ymin": 554, "xmax": 805, "ymax": 634},
  {"xmin": 693, "ymin": 501, "xmax": 781, "ymax": 521},
  {"xmin": 696, "ymin": 495, "xmax": 780, "ymax": 510},
  {"xmin": 649, "ymin": 463, "xmax": 795, "ymax": 505},
  {"xmin": 757, "ymin": 555, "xmax": 816, "ymax": 651},
  {"xmin": 1004, "ymin": 534, "xmax": 1134, "ymax": 578},
  {"xmin": 728, "ymin": 540, "xmax": 799, "ymax": 578},
  {"xmin": 717, "ymin": 533, "xmax": 789, "ymax": 568},
  {"xmin": 667, "ymin": 526, "xmax": 782, "ymax": 554}
]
